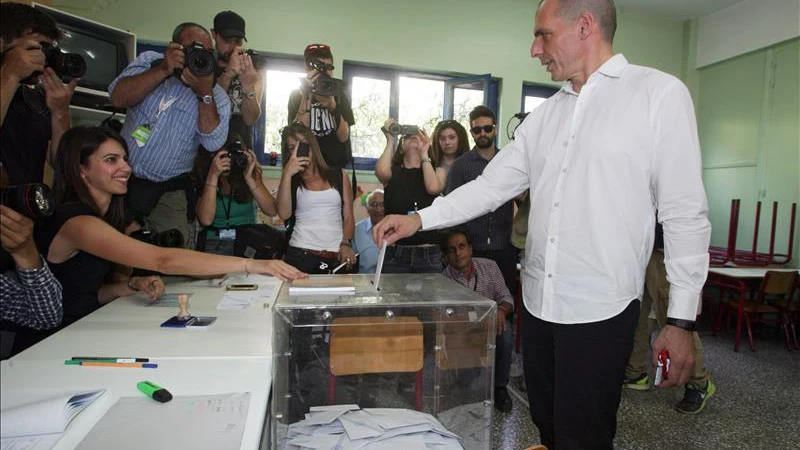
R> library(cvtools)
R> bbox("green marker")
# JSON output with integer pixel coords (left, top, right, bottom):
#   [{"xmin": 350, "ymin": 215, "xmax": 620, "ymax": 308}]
[{"xmin": 137, "ymin": 381, "xmax": 173, "ymax": 403}]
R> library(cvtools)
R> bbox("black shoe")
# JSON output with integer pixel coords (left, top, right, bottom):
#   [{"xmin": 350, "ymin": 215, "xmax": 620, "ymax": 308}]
[
  {"xmin": 675, "ymin": 378, "xmax": 716, "ymax": 414},
  {"xmin": 494, "ymin": 387, "xmax": 513, "ymax": 413}
]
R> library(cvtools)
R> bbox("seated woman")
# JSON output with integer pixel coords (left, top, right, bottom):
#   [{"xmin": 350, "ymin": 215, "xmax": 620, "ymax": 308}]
[
  {"xmin": 277, "ymin": 123, "xmax": 355, "ymax": 274},
  {"xmin": 194, "ymin": 136, "xmax": 277, "ymax": 255},
  {"xmin": 18, "ymin": 126, "xmax": 304, "ymax": 352},
  {"xmin": 431, "ymin": 119, "xmax": 469, "ymax": 176},
  {"xmin": 374, "ymin": 118, "xmax": 446, "ymax": 273}
]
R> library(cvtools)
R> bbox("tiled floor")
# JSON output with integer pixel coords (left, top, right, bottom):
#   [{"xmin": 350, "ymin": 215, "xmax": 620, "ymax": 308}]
[{"xmin": 491, "ymin": 326, "xmax": 800, "ymax": 450}]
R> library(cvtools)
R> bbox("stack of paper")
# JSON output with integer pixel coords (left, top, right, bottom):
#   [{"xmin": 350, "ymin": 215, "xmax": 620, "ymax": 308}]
[
  {"xmin": 282, "ymin": 405, "xmax": 463, "ymax": 449},
  {"xmin": 289, "ymin": 275, "xmax": 356, "ymax": 296},
  {"xmin": 1, "ymin": 389, "xmax": 106, "ymax": 449}
]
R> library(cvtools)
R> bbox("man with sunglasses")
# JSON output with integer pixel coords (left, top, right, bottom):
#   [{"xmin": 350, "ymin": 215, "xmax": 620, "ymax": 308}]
[
  {"xmin": 374, "ymin": 0, "xmax": 710, "ymax": 448},
  {"xmin": 445, "ymin": 106, "xmax": 517, "ymax": 298},
  {"xmin": 288, "ymin": 44, "xmax": 354, "ymax": 169},
  {"xmin": 0, "ymin": 2, "xmax": 77, "ymax": 185}
]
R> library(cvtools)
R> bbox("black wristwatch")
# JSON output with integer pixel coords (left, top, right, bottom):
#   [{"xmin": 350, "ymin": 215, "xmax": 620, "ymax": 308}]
[{"xmin": 666, "ymin": 317, "xmax": 696, "ymax": 332}]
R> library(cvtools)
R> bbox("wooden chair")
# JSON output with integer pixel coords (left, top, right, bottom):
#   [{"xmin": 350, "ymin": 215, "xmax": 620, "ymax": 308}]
[
  {"xmin": 720, "ymin": 271, "xmax": 799, "ymax": 351},
  {"xmin": 328, "ymin": 316, "xmax": 424, "ymax": 410}
]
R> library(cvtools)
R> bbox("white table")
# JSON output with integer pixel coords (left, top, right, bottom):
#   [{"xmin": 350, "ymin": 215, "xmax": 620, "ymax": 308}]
[
  {"xmin": 1, "ymin": 357, "xmax": 271, "ymax": 450},
  {"xmin": 2, "ymin": 274, "xmax": 283, "ymax": 449},
  {"xmin": 14, "ymin": 275, "xmax": 280, "ymax": 361}
]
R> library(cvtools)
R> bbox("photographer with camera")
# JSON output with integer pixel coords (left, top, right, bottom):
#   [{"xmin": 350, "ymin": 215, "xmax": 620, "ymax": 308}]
[
  {"xmin": 109, "ymin": 22, "xmax": 230, "ymax": 245},
  {"xmin": 0, "ymin": 2, "xmax": 78, "ymax": 185},
  {"xmin": 211, "ymin": 10, "xmax": 263, "ymax": 149},
  {"xmin": 374, "ymin": 118, "xmax": 446, "ymax": 273},
  {"xmin": 287, "ymin": 44, "xmax": 354, "ymax": 169},
  {"xmin": 194, "ymin": 135, "xmax": 277, "ymax": 256}
]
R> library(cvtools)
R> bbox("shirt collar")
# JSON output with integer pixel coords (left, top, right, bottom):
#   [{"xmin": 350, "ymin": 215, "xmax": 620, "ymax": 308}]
[{"xmin": 561, "ymin": 53, "xmax": 628, "ymax": 95}]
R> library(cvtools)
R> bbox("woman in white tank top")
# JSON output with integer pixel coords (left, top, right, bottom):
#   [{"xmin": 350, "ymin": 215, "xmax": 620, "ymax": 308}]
[{"xmin": 277, "ymin": 124, "xmax": 355, "ymax": 274}]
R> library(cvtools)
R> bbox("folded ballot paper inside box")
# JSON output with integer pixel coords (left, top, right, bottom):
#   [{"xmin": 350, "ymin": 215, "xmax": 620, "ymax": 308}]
[
  {"xmin": 0, "ymin": 389, "xmax": 106, "ymax": 446},
  {"xmin": 289, "ymin": 275, "xmax": 356, "ymax": 295}
]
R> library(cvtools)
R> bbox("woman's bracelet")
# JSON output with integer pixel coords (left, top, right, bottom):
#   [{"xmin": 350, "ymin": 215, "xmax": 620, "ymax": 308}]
[
  {"xmin": 244, "ymin": 259, "xmax": 252, "ymax": 275},
  {"xmin": 205, "ymin": 182, "xmax": 218, "ymax": 188}
]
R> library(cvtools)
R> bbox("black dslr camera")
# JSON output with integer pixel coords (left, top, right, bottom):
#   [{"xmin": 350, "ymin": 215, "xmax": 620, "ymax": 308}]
[
  {"xmin": 0, "ymin": 183, "xmax": 55, "ymax": 220},
  {"xmin": 244, "ymin": 49, "xmax": 266, "ymax": 71},
  {"xmin": 130, "ymin": 228, "xmax": 184, "ymax": 248},
  {"xmin": 21, "ymin": 42, "xmax": 86, "ymax": 85},
  {"xmin": 225, "ymin": 139, "xmax": 249, "ymax": 173},
  {"xmin": 306, "ymin": 59, "xmax": 344, "ymax": 97},
  {"xmin": 176, "ymin": 42, "xmax": 216, "ymax": 77}
]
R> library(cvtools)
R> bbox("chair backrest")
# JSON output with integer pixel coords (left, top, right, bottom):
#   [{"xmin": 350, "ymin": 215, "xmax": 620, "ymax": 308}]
[
  {"xmin": 757, "ymin": 271, "xmax": 799, "ymax": 305},
  {"xmin": 329, "ymin": 316, "xmax": 423, "ymax": 376}
]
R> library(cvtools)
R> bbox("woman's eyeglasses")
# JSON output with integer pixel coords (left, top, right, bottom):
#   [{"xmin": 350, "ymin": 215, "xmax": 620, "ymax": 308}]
[{"xmin": 470, "ymin": 125, "xmax": 495, "ymax": 134}]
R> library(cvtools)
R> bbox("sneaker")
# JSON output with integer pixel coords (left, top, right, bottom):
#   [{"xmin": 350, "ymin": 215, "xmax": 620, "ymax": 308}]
[
  {"xmin": 675, "ymin": 378, "xmax": 716, "ymax": 414},
  {"xmin": 622, "ymin": 373, "xmax": 650, "ymax": 391},
  {"xmin": 494, "ymin": 387, "xmax": 513, "ymax": 413}
]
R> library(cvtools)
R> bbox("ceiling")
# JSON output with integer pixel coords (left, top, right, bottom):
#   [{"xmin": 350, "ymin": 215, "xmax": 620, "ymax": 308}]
[{"xmin": 615, "ymin": 0, "xmax": 746, "ymax": 21}]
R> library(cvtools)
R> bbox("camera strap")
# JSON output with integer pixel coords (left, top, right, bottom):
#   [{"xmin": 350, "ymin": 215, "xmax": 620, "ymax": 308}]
[{"xmin": 216, "ymin": 187, "xmax": 234, "ymax": 227}]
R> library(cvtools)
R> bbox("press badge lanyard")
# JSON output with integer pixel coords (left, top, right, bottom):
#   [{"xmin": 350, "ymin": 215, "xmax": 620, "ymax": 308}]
[{"xmin": 131, "ymin": 96, "xmax": 176, "ymax": 148}]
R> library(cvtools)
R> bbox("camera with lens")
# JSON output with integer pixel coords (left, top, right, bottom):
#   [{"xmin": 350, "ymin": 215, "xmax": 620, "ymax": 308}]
[
  {"xmin": 306, "ymin": 60, "xmax": 344, "ymax": 97},
  {"xmin": 177, "ymin": 42, "xmax": 216, "ymax": 77},
  {"xmin": 224, "ymin": 139, "xmax": 249, "ymax": 173},
  {"xmin": 383, "ymin": 123, "xmax": 419, "ymax": 136},
  {"xmin": 0, "ymin": 183, "xmax": 54, "ymax": 220},
  {"xmin": 21, "ymin": 42, "xmax": 86, "ymax": 85},
  {"xmin": 244, "ymin": 49, "xmax": 266, "ymax": 71},
  {"xmin": 130, "ymin": 228, "xmax": 184, "ymax": 248}
]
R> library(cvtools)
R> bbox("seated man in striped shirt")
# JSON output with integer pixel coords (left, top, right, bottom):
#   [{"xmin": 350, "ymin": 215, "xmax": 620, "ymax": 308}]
[
  {"xmin": 440, "ymin": 228, "xmax": 514, "ymax": 413},
  {"xmin": 109, "ymin": 22, "xmax": 230, "ymax": 244}
]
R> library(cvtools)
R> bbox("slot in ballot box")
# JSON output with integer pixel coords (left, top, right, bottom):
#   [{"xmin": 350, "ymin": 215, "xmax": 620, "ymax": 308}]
[{"xmin": 271, "ymin": 274, "xmax": 496, "ymax": 450}]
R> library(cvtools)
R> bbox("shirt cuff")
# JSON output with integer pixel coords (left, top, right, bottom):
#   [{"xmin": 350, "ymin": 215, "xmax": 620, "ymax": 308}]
[{"xmin": 667, "ymin": 285, "xmax": 701, "ymax": 321}]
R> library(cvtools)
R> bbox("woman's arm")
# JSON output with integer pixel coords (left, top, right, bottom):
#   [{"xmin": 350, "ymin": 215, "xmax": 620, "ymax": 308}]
[
  {"xmin": 374, "ymin": 118, "xmax": 397, "ymax": 186},
  {"xmin": 276, "ymin": 146, "xmax": 308, "ymax": 220},
  {"xmin": 97, "ymin": 275, "xmax": 163, "ymax": 304},
  {"xmin": 418, "ymin": 129, "xmax": 446, "ymax": 195},
  {"xmin": 55, "ymin": 216, "xmax": 306, "ymax": 281},
  {"xmin": 244, "ymin": 149, "xmax": 278, "ymax": 217},
  {"xmin": 196, "ymin": 151, "xmax": 230, "ymax": 227},
  {"xmin": 338, "ymin": 172, "xmax": 356, "ymax": 267}
]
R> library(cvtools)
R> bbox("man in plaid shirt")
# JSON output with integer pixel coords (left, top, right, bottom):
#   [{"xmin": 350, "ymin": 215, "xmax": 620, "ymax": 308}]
[
  {"xmin": 1, "ymin": 205, "xmax": 62, "ymax": 331},
  {"xmin": 441, "ymin": 228, "xmax": 514, "ymax": 413}
]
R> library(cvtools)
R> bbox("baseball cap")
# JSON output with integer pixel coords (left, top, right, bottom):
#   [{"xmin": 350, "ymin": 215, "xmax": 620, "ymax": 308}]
[{"xmin": 213, "ymin": 10, "xmax": 246, "ymax": 41}]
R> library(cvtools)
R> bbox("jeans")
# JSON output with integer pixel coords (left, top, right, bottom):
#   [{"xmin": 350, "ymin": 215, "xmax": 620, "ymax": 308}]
[
  {"xmin": 495, "ymin": 318, "xmax": 513, "ymax": 388},
  {"xmin": 382, "ymin": 245, "xmax": 442, "ymax": 274}
]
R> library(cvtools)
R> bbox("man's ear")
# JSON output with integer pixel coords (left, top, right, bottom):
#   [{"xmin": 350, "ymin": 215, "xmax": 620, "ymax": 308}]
[{"xmin": 577, "ymin": 11, "xmax": 595, "ymax": 39}]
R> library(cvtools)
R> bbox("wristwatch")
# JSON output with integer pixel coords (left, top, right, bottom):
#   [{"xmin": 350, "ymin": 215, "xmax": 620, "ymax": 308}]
[
  {"xmin": 198, "ymin": 94, "xmax": 214, "ymax": 104},
  {"xmin": 666, "ymin": 317, "xmax": 697, "ymax": 332},
  {"xmin": 421, "ymin": 157, "xmax": 432, "ymax": 164}
]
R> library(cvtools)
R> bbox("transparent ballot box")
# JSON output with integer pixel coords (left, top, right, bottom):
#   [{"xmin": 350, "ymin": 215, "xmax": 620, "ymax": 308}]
[{"xmin": 272, "ymin": 274, "xmax": 497, "ymax": 449}]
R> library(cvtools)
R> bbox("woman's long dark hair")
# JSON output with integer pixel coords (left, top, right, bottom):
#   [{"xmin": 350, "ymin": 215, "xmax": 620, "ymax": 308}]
[
  {"xmin": 431, "ymin": 119, "xmax": 469, "ymax": 162},
  {"xmin": 193, "ymin": 134, "xmax": 254, "ymax": 204},
  {"xmin": 53, "ymin": 126, "xmax": 128, "ymax": 231}
]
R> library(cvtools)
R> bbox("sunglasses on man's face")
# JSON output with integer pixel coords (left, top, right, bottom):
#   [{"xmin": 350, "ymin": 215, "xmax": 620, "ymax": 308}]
[{"xmin": 470, "ymin": 125, "xmax": 495, "ymax": 135}]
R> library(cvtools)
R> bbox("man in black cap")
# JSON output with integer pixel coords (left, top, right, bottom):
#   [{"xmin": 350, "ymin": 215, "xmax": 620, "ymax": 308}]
[{"xmin": 212, "ymin": 10, "xmax": 263, "ymax": 149}]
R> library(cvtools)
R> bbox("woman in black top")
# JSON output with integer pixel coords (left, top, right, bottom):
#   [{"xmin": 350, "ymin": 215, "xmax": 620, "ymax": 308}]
[
  {"xmin": 26, "ymin": 127, "xmax": 305, "ymax": 346},
  {"xmin": 374, "ymin": 118, "xmax": 446, "ymax": 273}
]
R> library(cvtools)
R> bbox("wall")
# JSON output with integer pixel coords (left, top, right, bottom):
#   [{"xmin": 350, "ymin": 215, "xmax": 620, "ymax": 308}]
[
  {"xmin": 695, "ymin": 37, "xmax": 799, "ymax": 267},
  {"xmin": 696, "ymin": 0, "xmax": 800, "ymax": 68}
]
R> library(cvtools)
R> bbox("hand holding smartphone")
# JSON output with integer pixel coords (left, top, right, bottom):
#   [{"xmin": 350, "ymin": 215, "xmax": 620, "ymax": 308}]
[{"xmin": 654, "ymin": 349, "xmax": 670, "ymax": 386}]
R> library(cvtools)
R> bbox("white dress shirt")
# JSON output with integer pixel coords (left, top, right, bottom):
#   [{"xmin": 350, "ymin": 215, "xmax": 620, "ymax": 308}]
[{"xmin": 418, "ymin": 54, "xmax": 711, "ymax": 324}]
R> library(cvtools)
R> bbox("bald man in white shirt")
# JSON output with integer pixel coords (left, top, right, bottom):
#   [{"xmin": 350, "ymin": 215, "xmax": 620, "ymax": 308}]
[{"xmin": 373, "ymin": 1, "xmax": 711, "ymax": 448}]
